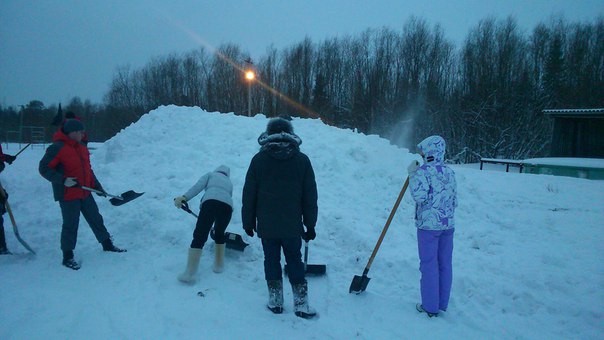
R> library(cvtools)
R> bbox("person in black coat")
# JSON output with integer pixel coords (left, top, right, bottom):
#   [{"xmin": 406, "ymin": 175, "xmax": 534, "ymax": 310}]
[
  {"xmin": 242, "ymin": 117, "xmax": 318, "ymax": 319},
  {"xmin": 0, "ymin": 144, "xmax": 17, "ymax": 255}
]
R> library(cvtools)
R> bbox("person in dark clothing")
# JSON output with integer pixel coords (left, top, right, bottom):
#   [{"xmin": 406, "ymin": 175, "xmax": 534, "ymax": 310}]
[
  {"xmin": 242, "ymin": 117, "xmax": 318, "ymax": 319},
  {"xmin": 0, "ymin": 145, "xmax": 17, "ymax": 170},
  {"xmin": 0, "ymin": 145, "xmax": 17, "ymax": 255},
  {"xmin": 39, "ymin": 119, "xmax": 125, "ymax": 270},
  {"xmin": 0, "ymin": 186, "xmax": 10, "ymax": 255},
  {"xmin": 53, "ymin": 111, "xmax": 90, "ymax": 146}
]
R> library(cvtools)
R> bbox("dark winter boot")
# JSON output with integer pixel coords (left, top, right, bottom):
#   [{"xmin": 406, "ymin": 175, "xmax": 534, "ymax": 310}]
[
  {"xmin": 102, "ymin": 238, "xmax": 127, "ymax": 252},
  {"xmin": 292, "ymin": 281, "xmax": 317, "ymax": 319},
  {"xmin": 266, "ymin": 279, "xmax": 284, "ymax": 314},
  {"xmin": 416, "ymin": 303, "xmax": 438, "ymax": 318},
  {"xmin": 62, "ymin": 250, "xmax": 80, "ymax": 270}
]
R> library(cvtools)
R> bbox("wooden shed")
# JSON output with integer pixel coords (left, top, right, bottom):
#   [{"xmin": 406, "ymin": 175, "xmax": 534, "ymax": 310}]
[{"xmin": 543, "ymin": 108, "xmax": 604, "ymax": 158}]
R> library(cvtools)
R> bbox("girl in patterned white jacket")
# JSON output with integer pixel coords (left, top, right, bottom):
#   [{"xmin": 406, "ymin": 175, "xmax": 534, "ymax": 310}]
[{"xmin": 408, "ymin": 135, "xmax": 458, "ymax": 318}]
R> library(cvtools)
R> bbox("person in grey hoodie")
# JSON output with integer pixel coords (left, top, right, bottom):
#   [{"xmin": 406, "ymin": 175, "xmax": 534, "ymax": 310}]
[{"xmin": 173, "ymin": 165, "xmax": 233, "ymax": 283}]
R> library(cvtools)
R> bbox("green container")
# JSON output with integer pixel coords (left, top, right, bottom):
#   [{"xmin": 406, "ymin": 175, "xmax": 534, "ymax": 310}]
[{"xmin": 523, "ymin": 158, "xmax": 604, "ymax": 180}]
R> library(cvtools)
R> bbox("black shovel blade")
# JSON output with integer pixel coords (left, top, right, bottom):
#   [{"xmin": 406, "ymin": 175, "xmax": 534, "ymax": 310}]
[
  {"xmin": 284, "ymin": 264, "xmax": 327, "ymax": 276},
  {"xmin": 224, "ymin": 232, "xmax": 249, "ymax": 251},
  {"xmin": 305, "ymin": 264, "xmax": 327, "ymax": 276},
  {"xmin": 349, "ymin": 274, "xmax": 370, "ymax": 294},
  {"xmin": 109, "ymin": 191, "xmax": 144, "ymax": 206}
]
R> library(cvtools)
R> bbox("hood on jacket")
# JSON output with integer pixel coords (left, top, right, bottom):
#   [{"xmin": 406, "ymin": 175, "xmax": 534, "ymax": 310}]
[
  {"xmin": 267, "ymin": 117, "xmax": 293, "ymax": 135},
  {"xmin": 258, "ymin": 117, "xmax": 302, "ymax": 147},
  {"xmin": 215, "ymin": 165, "xmax": 230, "ymax": 177},
  {"xmin": 417, "ymin": 135, "xmax": 446, "ymax": 164},
  {"xmin": 256, "ymin": 117, "xmax": 303, "ymax": 160}
]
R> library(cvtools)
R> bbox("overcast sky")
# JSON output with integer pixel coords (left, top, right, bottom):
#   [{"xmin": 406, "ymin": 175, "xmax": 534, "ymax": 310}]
[{"xmin": 1, "ymin": 0, "xmax": 602, "ymax": 108}]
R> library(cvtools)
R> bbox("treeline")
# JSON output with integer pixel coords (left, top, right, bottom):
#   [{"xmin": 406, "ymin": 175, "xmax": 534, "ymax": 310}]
[
  {"xmin": 2, "ymin": 16, "xmax": 603, "ymax": 162},
  {"xmin": 0, "ymin": 97, "xmax": 134, "ymax": 143}
]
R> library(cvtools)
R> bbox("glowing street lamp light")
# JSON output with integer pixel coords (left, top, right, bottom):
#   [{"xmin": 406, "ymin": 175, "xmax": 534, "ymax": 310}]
[
  {"xmin": 245, "ymin": 71, "xmax": 255, "ymax": 81},
  {"xmin": 245, "ymin": 70, "xmax": 255, "ymax": 117}
]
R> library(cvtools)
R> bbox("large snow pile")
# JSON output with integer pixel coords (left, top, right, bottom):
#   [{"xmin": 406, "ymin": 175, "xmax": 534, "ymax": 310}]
[{"xmin": 1, "ymin": 105, "xmax": 602, "ymax": 339}]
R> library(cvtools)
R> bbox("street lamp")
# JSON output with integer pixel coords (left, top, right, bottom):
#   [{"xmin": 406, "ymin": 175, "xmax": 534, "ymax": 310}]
[{"xmin": 245, "ymin": 70, "xmax": 255, "ymax": 117}]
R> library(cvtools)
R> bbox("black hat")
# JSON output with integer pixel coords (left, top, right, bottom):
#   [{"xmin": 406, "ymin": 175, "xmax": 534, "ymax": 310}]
[
  {"xmin": 63, "ymin": 119, "xmax": 84, "ymax": 134},
  {"xmin": 266, "ymin": 117, "xmax": 293, "ymax": 135}
]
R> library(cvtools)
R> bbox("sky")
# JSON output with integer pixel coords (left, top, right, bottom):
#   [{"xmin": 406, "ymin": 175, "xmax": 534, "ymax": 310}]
[
  {"xmin": 1, "ymin": 106, "xmax": 603, "ymax": 338},
  {"xmin": 1, "ymin": 0, "xmax": 603, "ymax": 108}
]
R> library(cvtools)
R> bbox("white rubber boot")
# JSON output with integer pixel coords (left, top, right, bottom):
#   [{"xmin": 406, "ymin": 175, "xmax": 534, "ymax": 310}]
[
  {"xmin": 213, "ymin": 243, "xmax": 225, "ymax": 273},
  {"xmin": 178, "ymin": 248, "xmax": 202, "ymax": 284}
]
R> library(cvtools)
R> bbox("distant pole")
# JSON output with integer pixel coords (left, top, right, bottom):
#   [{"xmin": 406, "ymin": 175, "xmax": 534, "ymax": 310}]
[
  {"xmin": 247, "ymin": 81, "xmax": 252, "ymax": 117},
  {"xmin": 18, "ymin": 105, "xmax": 25, "ymax": 144},
  {"xmin": 244, "ymin": 58, "xmax": 255, "ymax": 117}
]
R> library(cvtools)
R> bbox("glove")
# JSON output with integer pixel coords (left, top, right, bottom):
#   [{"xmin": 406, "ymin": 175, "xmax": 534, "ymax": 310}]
[
  {"xmin": 303, "ymin": 226, "xmax": 316, "ymax": 241},
  {"xmin": 173, "ymin": 196, "xmax": 187, "ymax": 209},
  {"xmin": 64, "ymin": 177, "xmax": 78, "ymax": 187},
  {"xmin": 94, "ymin": 184, "xmax": 107, "ymax": 197},
  {"xmin": 0, "ymin": 189, "xmax": 7, "ymax": 204},
  {"xmin": 4, "ymin": 154, "xmax": 16, "ymax": 165},
  {"xmin": 407, "ymin": 160, "xmax": 420, "ymax": 174},
  {"xmin": 244, "ymin": 228, "xmax": 254, "ymax": 237}
]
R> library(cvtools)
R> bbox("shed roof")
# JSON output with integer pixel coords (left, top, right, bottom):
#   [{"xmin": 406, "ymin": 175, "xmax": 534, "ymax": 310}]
[{"xmin": 543, "ymin": 108, "xmax": 604, "ymax": 117}]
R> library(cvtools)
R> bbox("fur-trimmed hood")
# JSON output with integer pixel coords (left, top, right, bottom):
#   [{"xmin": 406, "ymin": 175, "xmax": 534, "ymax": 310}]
[{"xmin": 257, "ymin": 117, "xmax": 303, "ymax": 160}]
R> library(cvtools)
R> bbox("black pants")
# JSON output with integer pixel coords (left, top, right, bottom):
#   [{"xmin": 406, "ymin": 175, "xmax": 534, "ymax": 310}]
[
  {"xmin": 1, "ymin": 199, "xmax": 7, "ymax": 248},
  {"xmin": 0, "ymin": 215, "xmax": 6, "ymax": 249},
  {"xmin": 261, "ymin": 237, "xmax": 305, "ymax": 285},
  {"xmin": 59, "ymin": 195, "xmax": 110, "ymax": 251},
  {"xmin": 191, "ymin": 199, "xmax": 232, "ymax": 249}
]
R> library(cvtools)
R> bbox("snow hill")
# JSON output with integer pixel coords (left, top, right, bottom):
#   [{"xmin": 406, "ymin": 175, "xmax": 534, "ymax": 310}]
[{"xmin": 1, "ymin": 106, "xmax": 603, "ymax": 339}]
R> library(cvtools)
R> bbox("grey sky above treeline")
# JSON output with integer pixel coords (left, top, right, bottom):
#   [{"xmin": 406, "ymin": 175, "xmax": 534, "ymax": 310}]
[{"xmin": 1, "ymin": 0, "xmax": 602, "ymax": 108}]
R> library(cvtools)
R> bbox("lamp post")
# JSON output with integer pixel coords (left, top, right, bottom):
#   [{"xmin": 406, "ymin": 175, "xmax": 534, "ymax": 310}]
[
  {"xmin": 18, "ymin": 105, "xmax": 25, "ymax": 143},
  {"xmin": 245, "ymin": 70, "xmax": 255, "ymax": 117}
]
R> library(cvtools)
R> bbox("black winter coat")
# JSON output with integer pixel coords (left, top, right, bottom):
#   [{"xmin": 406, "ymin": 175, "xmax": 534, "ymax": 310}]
[{"xmin": 242, "ymin": 136, "xmax": 318, "ymax": 238}]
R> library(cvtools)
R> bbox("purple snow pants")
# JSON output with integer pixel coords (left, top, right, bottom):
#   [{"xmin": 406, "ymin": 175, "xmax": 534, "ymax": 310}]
[{"xmin": 417, "ymin": 228, "xmax": 454, "ymax": 314}]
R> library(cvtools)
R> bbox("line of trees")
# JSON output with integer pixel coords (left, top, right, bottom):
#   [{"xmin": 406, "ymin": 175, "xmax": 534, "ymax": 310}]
[
  {"xmin": 2, "ymin": 15, "xmax": 602, "ymax": 162},
  {"xmin": 0, "ymin": 97, "xmax": 134, "ymax": 142}
]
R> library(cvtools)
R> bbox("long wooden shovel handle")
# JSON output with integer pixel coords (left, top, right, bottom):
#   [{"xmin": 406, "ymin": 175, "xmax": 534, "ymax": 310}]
[
  {"xmin": 0, "ymin": 183, "xmax": 18, "ymax": 235},
  {"xmin": 0, "ymin": 180, "xmax": 36, "ymax": 254},
  {"xmin": 362, "ymin": 176, "xmax": 410, "ymax": 275},
  {"xmin": 4, "ymin": 199, "xmax": 17, "ymax": 230},
  {"xmin": 1, "ymin": 182, "xmax": 20, "ymax": 232}
]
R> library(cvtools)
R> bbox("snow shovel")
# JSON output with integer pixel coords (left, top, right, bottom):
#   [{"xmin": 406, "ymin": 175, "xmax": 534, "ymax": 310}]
[
  {"xmin": 13, "ymin": 143, "xmax": 32, "ymax": 158},
  {"xmin": 0, "ymin": 181, "xmax": 35, "ymax": 254},
  {"xmin": 80, "ymin": 186, "xmax": 144, "ymax": 206},
  {"xmin": 284, "ymin": 241, "xmax": 327, "ymax": 276},
  {"xmin": 180, "ymin": 202, "xmax": 249, "ymax": 251},
  {"xmin": 349, "ymin": 176, "xmax": 409, "ymax": 294}
]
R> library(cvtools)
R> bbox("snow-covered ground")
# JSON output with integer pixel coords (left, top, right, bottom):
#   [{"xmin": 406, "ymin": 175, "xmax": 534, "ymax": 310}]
[{"xmin": 1, "ymin": 106, "xmax": 603, "ymax": 339}]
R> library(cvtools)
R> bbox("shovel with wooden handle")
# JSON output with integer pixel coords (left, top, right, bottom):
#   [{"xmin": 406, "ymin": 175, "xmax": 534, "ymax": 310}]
[
  {"xmin": 0, "ymin": 180, "xmax": 36, "ymax": 254},
  {"xmin": 349, "ymin": 176, "xmax": 409, "ymax": 294}
]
